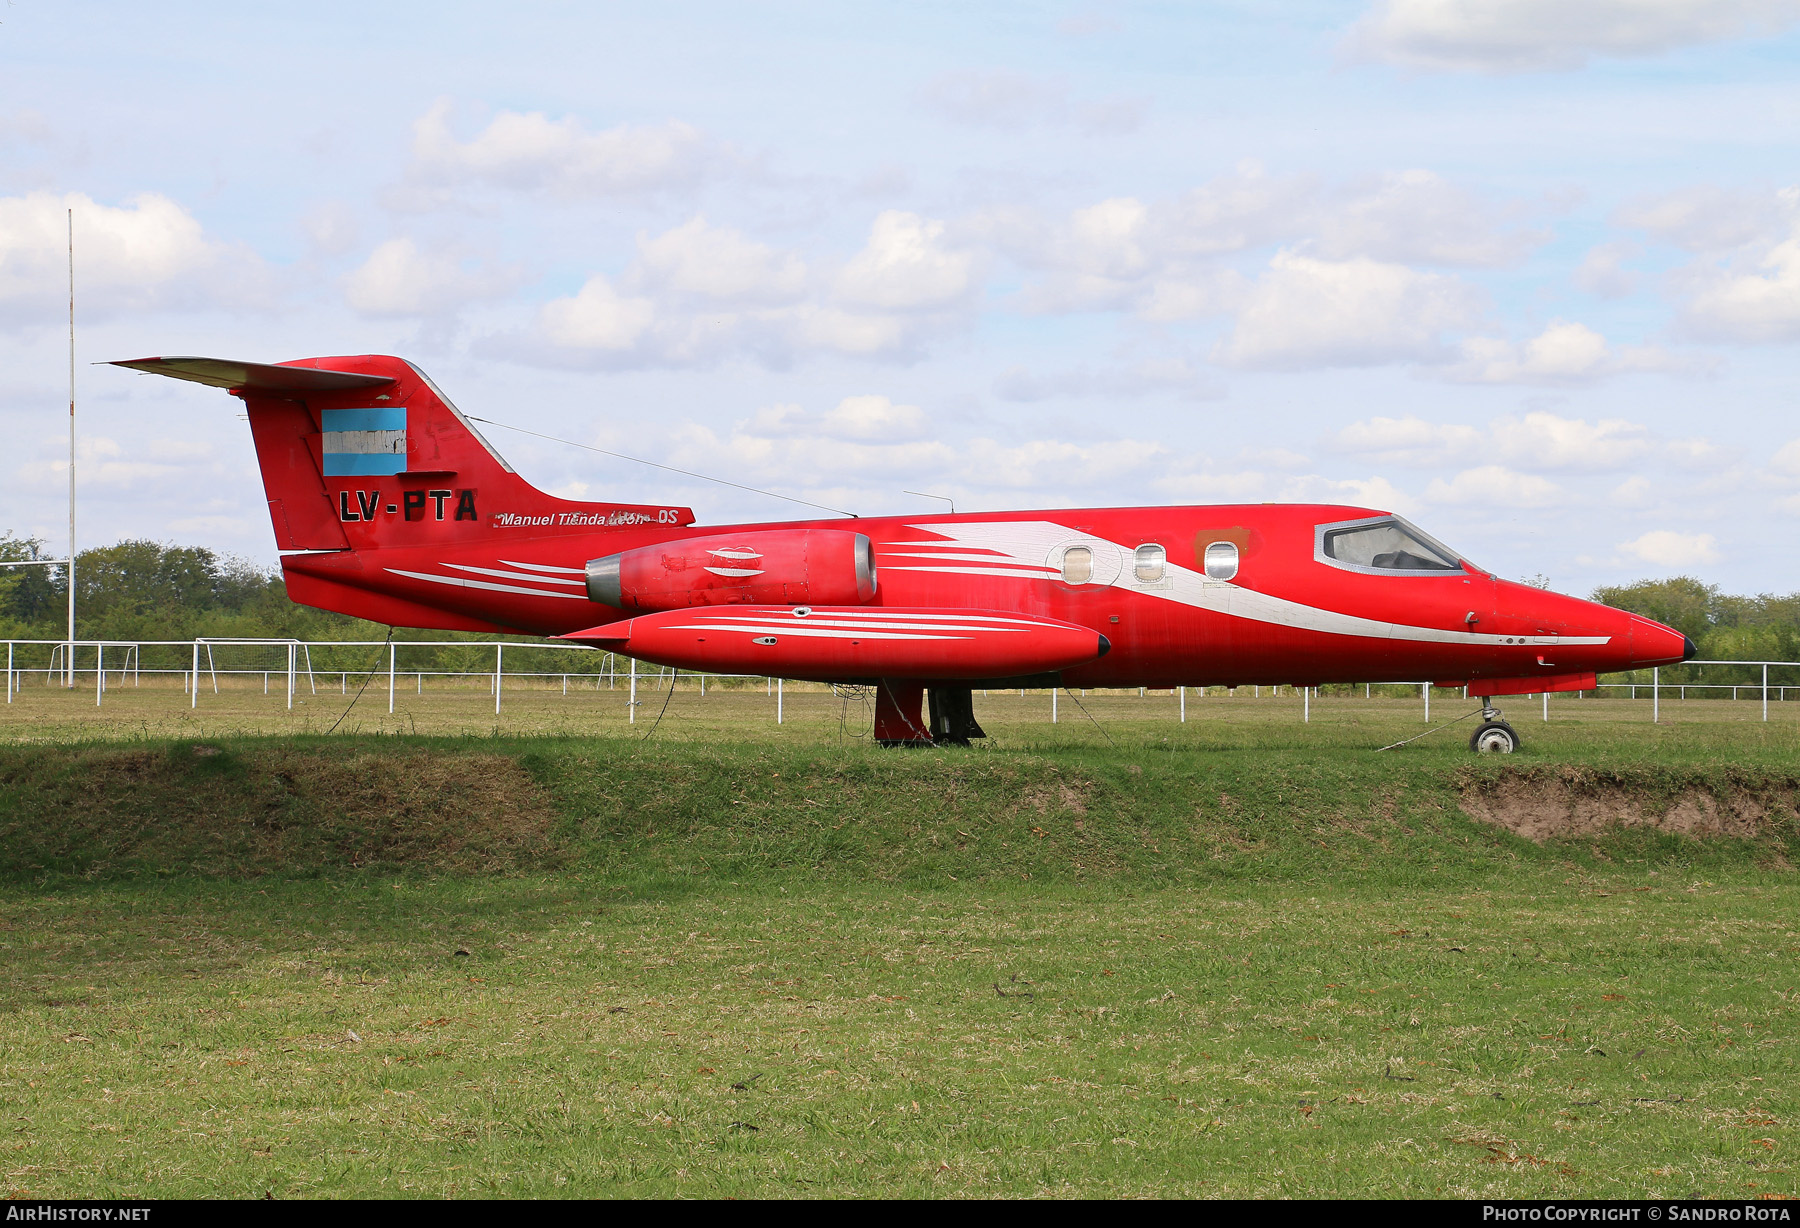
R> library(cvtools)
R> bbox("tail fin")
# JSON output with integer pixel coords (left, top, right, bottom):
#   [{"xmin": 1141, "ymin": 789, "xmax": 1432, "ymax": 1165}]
[{"xmin": 112, "ymin": 355, "xmax": 694, "ymax": 553}]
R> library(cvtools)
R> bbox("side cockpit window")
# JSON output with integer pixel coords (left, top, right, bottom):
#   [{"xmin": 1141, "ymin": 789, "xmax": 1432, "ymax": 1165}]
[{"xmin": 1318, "ymin": 517, "xmax": 1462, "ymax": 574}]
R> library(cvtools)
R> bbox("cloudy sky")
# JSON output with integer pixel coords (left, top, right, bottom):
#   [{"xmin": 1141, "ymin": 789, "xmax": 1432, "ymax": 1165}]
[{"xmin": 5, "ymin": 0, "xmax": 1800, "ymax": 593}]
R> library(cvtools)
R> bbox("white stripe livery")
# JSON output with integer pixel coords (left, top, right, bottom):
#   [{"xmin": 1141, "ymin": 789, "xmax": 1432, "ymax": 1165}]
[
  {"xmin": 881, "ymin": 521, "xmax": 1611, "ymax": 648},
  {"xmin": 659, "ymin": 608, "xmax": 1077, "ymax": 642},
  {"xmin": 386, "ymin": 567, "xmax": 588, "ymax": 600},
  {"xmin": 444, "ymin": 563, "xmax": 585, "ymax": 586}
]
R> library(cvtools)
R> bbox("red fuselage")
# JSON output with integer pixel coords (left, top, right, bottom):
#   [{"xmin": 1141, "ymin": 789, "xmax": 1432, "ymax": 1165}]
[{"xmin": 283, "ymin": 502, "xmax": 1689, "ymax": 690}]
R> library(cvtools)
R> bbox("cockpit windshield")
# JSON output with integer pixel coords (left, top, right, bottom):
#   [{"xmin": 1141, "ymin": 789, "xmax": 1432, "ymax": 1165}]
[{"xmin": 1318, "ymin": 517, "xmax": 1463, "ymax": 574}]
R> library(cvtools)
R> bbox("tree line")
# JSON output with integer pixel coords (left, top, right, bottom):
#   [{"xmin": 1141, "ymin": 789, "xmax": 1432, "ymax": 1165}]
[
  {"xmin": 0, "ymin": 533, "xmax": 600, "ymax": 677},
  {"xmin": 2, "ymin": 533, "xmax": 1795, "ymax": 683}
]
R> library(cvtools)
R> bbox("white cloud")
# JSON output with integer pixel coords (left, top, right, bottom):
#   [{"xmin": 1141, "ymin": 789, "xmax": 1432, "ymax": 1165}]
[
  {"xmin": 1608, "ymin": 185, "xmax": 1800, "ymax": 343},
  {"xmin": 1134, "ymin": 267, "xmax": 1253, "ymax": 323},
  {"xmin": 1443, "ymin": 320, "xmax": 1688, "ymax": 384},
  {"xmin": 146, "ymin": 439, "xmax": 213, "ymax": 460},
  {"xmin": 741, "ymin": 396, "xmax": 931, "ymax": 443},
  {"xmin": 1772, "ymin": 439, "xmax": 1800, "ymax": 476},
  {"xmin": 1346, "ymin": 0, "xmax": 1800, "ymax": 73},
  {"xmin": 671, "ymin": 420, "xmax": 958, "ymax": 488},
  {"xmin": 739, "ymin": 403, "xmax": 808, "ymax": 436},
  {"xmin": 1619, "ymin": 529, "xmax": 1721, "ymax": 567},
  {"xmin": 1574, "ymin": 242, "xmax": 1639, "ymax": 297},
  {"xmin": 1313, "ymin": 169, "xmax": 1547, "ymax": 267},
  {"xmin": 167, "ymin": 515, "xmax": 256, "ymax": 538},
  {"xmin": 1663, "ymin": 437, "xmax": 1739, "ymax": 469},
  {"xmin": 1050, "ymin": 197, "xmax": 1155, "ymax": 279},
  {"xmin": 343, "ymin": 237, "xmax": 518, "ymax": 317},
  {"xmin": 1159, "ymin": 165, "xmax": 1320, "ymax": 258},
  {"xmin": 1679, "ymin": 225, "xmax": 1800, "ymax": 342},
  {"xmin": 1150, "ymin": 470, "xmax": 1272, "ymax": 502},
  {"xmin": 918, "ymin": 69, "xmax": 1145, "ymax": 134},
  {"xmin": 523, "ymin": 212, "xmax": 971, "ymax": 367},
  {"xmin": 992, "ymin": 165, "xmax": 1541, "ymax": 336},
  {"xmin": 993, "ymin": 357, "xmax": 1222, "ymax": 402},
  {"xmin": 1239, "ymin": 447, "xmax": 1313, "ymax": 472},
  {"xmin": 820, "ymin": 395, "xmax": 930, "ymax": 442},
  {"xmin": 1618, "ymin": 185, "xmax": 1797, "ymax": 252},
  {"xmin": 16, "ymin": 436, "xmax": 186, "ymax": 491},
  {"xmin": 629, "ymin": 217, "xmax": 807, "ymax": 304},
  {"xmin": 301, "ymin": 201, "xmax": 360, "ymax": 258},
  {"xmin": 0, "ymin": 110, "xmax": 52, "ymax": 145},
  {"xmin": 1497, "ymin": 412, "xmax": 1653, "ymax": 468},
  {"xmin": 1611, "ymin": 186, "xmax": 1800, "ymax": 344},
  {"xmin": 1331, "ymin": 409, "xmax": 1653, "ymax": 470},
  {"xmin": 787, "ymin": 306, "xmax": 916, "ymax": 356},
  {"xmin": 1424, "ymin": 465, "xmax": 1563, "ymax": 507},
  {"xmin": 1276, "ymin": 474, "xmax": 1418, "ymax": 514},
  {"xmin": 963, "ymin": 437, "xmax": 1165, "ymax": 489},
  {"xmin": 0, "ymin": 190, "xmax": 267, "ymax": 322},
  {"xmin": 669, "ymin": 412, "xmax": 1164, "ymax": 503},
  {"xmin": 1330, "ymin": 416, "xmax": 1484, "ymax": 466},
  {"xmin": 1213, "ymin": 251, "xmax": 1483, "ymax": 369},
  {"xmin": 835, "ymin": 212, "xmax": 979, "ymax": 311},
  {"xmin": 538, "ymin": 274, "xmax": 658, "ymax": 351},
  {"xmin": 404, "ymin": 98, "xmax": 717, "ymax": 200},
  {"xmin": 1002, "ymin": 168, "xmax": 1294, "ymax": 276}
]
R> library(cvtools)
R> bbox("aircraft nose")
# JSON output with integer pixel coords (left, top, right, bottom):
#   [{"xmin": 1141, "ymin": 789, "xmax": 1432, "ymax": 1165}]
[{"xmin": 1627, "ymin": 615, "xmax": 1692, "ymax": 669}]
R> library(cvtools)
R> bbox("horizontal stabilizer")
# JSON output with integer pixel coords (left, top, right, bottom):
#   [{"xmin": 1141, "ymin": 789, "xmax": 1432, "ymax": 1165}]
[
  {"xmin": 562, "ymin": 605, "xmax": 1110, "ymax": 683},
  {"xmin": 110, "ymin": 356, "xmax": 395, "ymax": 393}
]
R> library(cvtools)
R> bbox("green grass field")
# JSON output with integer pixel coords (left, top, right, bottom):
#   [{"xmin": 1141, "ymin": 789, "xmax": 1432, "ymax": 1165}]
[{"xmin": 0, "ymin": 683, "xmax": 1796, "ymax": 1198}]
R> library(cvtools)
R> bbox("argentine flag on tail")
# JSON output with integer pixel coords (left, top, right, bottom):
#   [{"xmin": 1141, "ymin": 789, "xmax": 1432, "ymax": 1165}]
[{"xmin": 321, "ymin": 407, "xmax": 407, "ymax": 476}]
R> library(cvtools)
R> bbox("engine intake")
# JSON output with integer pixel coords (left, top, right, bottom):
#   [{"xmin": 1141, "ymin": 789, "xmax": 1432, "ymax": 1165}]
[{"xmin": 586, "ymin": 528, "xmax": 877, "ymax": 610}]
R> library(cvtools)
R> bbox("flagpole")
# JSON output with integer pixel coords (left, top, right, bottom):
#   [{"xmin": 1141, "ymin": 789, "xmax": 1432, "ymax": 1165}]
[{"xmin": 66, "ymin": 207, "xmax": 76, "ymax": 687}]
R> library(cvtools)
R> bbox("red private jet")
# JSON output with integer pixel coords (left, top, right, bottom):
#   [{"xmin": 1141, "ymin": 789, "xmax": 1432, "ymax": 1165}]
[{"xmin": 115, "ymin": 354, "xmax": 1695, "ymax": 752}]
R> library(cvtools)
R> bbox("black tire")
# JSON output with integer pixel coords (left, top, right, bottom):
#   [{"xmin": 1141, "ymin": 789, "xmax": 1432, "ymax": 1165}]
[{"xmin": 1469, "ymin": 720, "xmax": 1520, "ymax": 754}]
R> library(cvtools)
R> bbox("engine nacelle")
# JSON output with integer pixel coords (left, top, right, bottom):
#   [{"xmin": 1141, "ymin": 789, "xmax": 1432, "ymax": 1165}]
[{"xmin": 585, "ymin": 529, "xmax": 877, "ymax": 611}]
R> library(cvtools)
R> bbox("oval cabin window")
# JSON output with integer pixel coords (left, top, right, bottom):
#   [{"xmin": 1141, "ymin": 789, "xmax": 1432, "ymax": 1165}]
[
  {"xmin": 1061, "ymin": 546, "xmax": 1094, "ymax": 584},
  {"xmin": 1204, "ymin": 541, "xmax": 1239, "ymax": 581},
  {"xmin": 1134, "ymin": 544, "xmax": 1165, "ymax": 583}
]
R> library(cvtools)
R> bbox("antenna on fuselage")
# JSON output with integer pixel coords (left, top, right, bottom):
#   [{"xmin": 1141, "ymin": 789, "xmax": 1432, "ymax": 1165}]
[{"xmin": 903, "ymin": 490, "xmax": 955, "ymax": 514}]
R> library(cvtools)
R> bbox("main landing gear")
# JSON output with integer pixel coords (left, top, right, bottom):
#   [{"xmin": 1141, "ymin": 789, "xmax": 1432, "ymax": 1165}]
[
  {"xmin": 1469, "ymin": 700, "xmax": 1521, "ymax": 754},
  {"xmin": 873, "ymin": 680, "xmax": 987, "ymax": 747}
]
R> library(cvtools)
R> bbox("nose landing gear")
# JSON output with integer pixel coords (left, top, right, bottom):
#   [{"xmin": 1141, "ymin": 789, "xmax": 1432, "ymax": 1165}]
[{"xmin": 1469, "ymin": 701, "xmax": 1520, "ymax": 753}]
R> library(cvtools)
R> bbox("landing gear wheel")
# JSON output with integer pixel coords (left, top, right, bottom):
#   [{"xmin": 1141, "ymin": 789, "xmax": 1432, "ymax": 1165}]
[{"xmin": 1470, "ymin": 720, "xmax": 1520, "ymax": 754}]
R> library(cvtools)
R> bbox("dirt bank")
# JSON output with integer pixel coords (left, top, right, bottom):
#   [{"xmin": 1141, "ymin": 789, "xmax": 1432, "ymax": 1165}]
[{"xmin": 1457, "ymin": 764, "xmax": 1800, "ymax": 842}]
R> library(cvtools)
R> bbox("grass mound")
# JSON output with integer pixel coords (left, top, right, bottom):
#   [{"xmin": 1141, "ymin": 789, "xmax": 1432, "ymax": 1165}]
[
  {"xmin": 548, "ymin": 743, "xmax": 1483, "ymax": 883},
  {"xmin": 4, "ymin": 738, "xmax": 1798, "ymax": 885},
  {"xmin": 0, "ymin": 741, "xmax": 559, "ymax": 879},
  {"xmin": 550, "ymin": 743, "xmax": 1800, "ymax": 884}
]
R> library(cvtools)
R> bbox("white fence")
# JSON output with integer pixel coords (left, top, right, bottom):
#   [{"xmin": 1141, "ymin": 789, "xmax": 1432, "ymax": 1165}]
[
  {"xmin": 2, "ymin": 637, "xmax": 718, "ymax": 724},
  {"xmin": 2, "ymin": 638, "xmax": 1796, "ymax": 726}
]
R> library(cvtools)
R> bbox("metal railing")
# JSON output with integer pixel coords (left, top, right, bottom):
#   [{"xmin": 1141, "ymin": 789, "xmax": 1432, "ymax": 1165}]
[
  {"xmin": 1, "ymin": 637, "xmax": 773, "ymax": 723},
  {"xmin": 4, "ymin": 638, "xmax": 1797, "ymax": 726}
]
